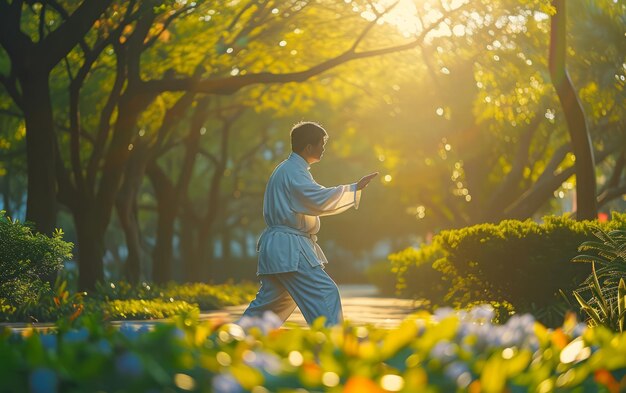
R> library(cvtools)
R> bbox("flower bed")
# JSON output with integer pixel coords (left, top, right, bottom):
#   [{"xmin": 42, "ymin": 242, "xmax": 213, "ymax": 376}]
[{"xmin": 3, "ymin": 306, "xmax": 626, "ymax": 392}]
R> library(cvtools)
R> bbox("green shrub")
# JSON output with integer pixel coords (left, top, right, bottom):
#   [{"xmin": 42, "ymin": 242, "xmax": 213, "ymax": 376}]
[
  {"xmin": 571, "ymin": 227, "xmax": 626, "ymax": 331},
  {"xmin": 0, "ymin": 211, "xmax": 73, "ymax": 307},
  {"xmin": 388, "ymin": 246, "xmax": 447, "ymax": 304},
  {"xmin": 387, "ymin": 213, "xmax": 626, "ymax": 326}
]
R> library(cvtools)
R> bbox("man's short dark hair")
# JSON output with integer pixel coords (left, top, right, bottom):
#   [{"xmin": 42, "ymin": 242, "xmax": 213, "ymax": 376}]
[{"xmin": 290, "ymin": 121, "xmax": 328, "ymax": 153}]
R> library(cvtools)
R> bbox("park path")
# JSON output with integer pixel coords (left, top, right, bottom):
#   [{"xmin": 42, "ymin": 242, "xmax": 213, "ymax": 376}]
[{"xmin": 200, "ymin": 284, "xmax": 426, "ymax": 328}]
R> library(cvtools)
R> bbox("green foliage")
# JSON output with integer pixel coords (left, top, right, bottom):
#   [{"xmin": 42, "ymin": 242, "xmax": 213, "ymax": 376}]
[
  {"xmin": 571, "ymin": 227, "xmax": 626, "ymax": 331},
  {"xmin": 100, "ymin": 299, "xmax": 198, "ymax": 320},
  {"xmin": 0, "ymin": 211, "xmax": 72, "ymax": 307},
  {"xmin": 95, "ymin": 280, "xmax": 257, "ymax": 310},
  {"xmin": 3, "ymin": 306, "xmax": 626, "ymax": 392},
  {"xmin": 0, "ymin": 279, "xmax": 257, "ymax": 323},
  {"xmin": 5, "ymin": 278, "xmax": 85, "ymax": 323},
  {"xmin": 386, "ymin": 213, "xmax": 626, "ymax": 326}
]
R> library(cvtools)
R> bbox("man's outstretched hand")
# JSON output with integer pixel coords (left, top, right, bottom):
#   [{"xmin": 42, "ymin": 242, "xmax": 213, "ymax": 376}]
[{"xmin": 357, "ymin": 172, "xmax": 379, "ymax": 190}]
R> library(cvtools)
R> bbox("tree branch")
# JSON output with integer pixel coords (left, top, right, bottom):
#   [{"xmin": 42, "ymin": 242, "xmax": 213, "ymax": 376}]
[
  {"xmin": 143, "ymin": 5, "xmax": 195, "ymax": 50},
  {"xmin": 87, "ymin": 42, "xmax": 126, "ymax": 190},
  {"xmin": 140, "ymin": 4, "xmax": 467, "ymax": 95},
  {"xmin": 0, "ymin": 74, "xmax": 23, "ymax": 110},
  {"xmin": 41, "ymin": 0, "xmax": 114, "ymax": 70}
]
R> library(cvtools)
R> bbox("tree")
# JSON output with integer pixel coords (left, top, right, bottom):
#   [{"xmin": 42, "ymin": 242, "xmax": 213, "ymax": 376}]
[
  {"xmin": 0, "ymin": 0, "xmax": 113, "ymax": 234},
  {"xmin": 548, "ymin": 0, "xmax": 596, "ymax": 219}
]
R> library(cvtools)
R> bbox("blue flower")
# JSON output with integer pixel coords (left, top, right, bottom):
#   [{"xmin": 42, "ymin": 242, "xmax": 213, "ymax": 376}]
[
  {"xmin": 96, "ymin": 338, "xmax": 112, "ymax": 356},
  {"xmin": 63, "ymin": 328, "xmax": 89, "ymax": 343},
  {"xmin": 119, "ymin": 323, "xmax": 141, "ymax": 341},
  {"xmin": 29, "ymin": 367, "xmax": 57, "ymax": 393},
  {"xmin": 115, "ymin": 352, "xmax": 143, "ymax": 378},
  {"xmin": 40, "ymin": 334, "xmax": 57, "ymax": 352}
]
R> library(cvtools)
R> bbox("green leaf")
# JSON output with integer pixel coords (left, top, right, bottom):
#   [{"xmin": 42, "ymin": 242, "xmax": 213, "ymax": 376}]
[{"xmin": 618, "ymin": 278, "xmax": 626, "ymax": 332}]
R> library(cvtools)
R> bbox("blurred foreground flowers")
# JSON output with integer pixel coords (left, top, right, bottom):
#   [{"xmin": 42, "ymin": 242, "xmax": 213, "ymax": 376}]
[{"xmin": 2, "ymin": 306, "xmax": 626, "ymax": 392}]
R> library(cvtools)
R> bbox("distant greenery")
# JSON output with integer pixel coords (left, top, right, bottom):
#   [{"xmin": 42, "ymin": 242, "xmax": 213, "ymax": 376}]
[
  {"xmin": 384, "ymin": 213, "xmax": 626, "ymax": 326},
  {"xmin": 0, "ymin": 210, "xmax": 72, "ymax": 308},
  {"xmin": 3, "ymin": 306, "xmax": 626, "ymax": 392}
]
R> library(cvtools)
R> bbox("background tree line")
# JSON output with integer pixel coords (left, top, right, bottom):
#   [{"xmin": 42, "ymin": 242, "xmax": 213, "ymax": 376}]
[{"xmin": 0, "ymin": 0, "xmax": 624, "ymax": 290}]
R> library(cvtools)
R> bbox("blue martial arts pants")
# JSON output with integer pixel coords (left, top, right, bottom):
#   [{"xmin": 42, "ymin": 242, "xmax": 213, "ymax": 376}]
[{"xmin": 241, "ymin": 255, "xmax": 343, "ymax": 327}]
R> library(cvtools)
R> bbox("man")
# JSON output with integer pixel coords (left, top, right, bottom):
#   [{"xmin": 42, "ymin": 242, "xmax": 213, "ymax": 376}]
[{"xmin": 240, "ymin": 121, "xmax": 378, "ymax": 327}]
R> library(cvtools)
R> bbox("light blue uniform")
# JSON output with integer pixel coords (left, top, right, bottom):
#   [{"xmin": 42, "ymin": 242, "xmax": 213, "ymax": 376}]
[{"xmin": 241, "ymin": 153, "xmax": 361, "ymax": 326}]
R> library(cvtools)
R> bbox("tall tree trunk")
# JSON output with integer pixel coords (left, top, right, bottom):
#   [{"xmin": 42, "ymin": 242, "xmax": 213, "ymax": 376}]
[
  {"xmin": 115, "ymin": 197, "xmax": 142, "ymax": 283},
  {"xmin": 180, "ymin": 213, "xmax": 200, "ymax": 282},
  {"xmin": 147, "ymin": 163, "xmax": 177, "ymax": 284},
  {"xmin": 74, "ymin": 204, "xmax": 105, "ymax": 290},
  {"xmin": 549, "ymin": 0, "xmax": 597, "ymax": 220},
  {"xmin": 21, "ymin": 72, "xmax": 57, "ymax": 234},
  {"xmin": 115, "ymin": 143, "xmax": 149, "ymax": 283},
  {"xmin": 152, "ymin": 205, "xmax": 177, "ymax": 284},
  {"xmin": 71, "ymin": 92, "xmax": 154, "ymax": 290}
]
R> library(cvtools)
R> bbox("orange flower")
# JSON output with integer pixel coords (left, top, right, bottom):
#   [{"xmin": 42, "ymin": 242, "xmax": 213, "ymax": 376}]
[
  {"xmin": 344, "ymin": 376, "xmax": 384, "ymax": 393},
  {"xmin": 551, "ymin": 328, "xmax": 568, "ymax": 350},
  {"xmin": 594, "ymin": 369, "xmax": 619, "ymax": 393}
]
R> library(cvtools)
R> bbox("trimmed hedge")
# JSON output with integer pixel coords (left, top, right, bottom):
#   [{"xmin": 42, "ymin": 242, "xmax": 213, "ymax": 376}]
[{"xmin": 385, "ymin": 213, "xmax": 626, "ymax": 326}]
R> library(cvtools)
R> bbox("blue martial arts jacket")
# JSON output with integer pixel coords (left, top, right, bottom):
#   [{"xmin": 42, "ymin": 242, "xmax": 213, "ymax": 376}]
[{"xmin": 256, "ymin": 152, "xmax": 361, "ymax": 275}]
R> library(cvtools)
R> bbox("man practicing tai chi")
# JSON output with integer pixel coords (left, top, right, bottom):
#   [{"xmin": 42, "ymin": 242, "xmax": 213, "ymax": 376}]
[{"xmin": 240, "ymin": 121, "xmax": 378, "ymax": 327}]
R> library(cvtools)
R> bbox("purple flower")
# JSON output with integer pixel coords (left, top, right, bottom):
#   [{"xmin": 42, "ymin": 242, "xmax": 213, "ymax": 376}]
[
  {"xmin": 430, "ymin": 341, "xmax": 457, "ymax": 363},
  {"xmin": 433, "ymin": 307, "xmax": 455, "ymax": 321},
  {"xmin": 212, "ymin": 373, "xmax": 244, "ymax": 393},
  {"xmin": 444, "ymin": 361, "xmax": 470, "ymax": 381},
  {"xmin": 242, "ymin": 351, "xmax": 282, "ymax": 375},
  {"xmin": 467, "ymin": 305, "xmax": 495, "ymax": 322},
  {"xmin": 572, "ymin": 322, "xmax": 587, "ymax": 337},
  {"xmin": 236, "ymin": 310, "xmax": 282, "ymax": 334}
]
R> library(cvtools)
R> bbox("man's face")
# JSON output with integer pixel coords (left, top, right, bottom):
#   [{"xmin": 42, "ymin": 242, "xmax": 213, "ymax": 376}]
[{"xmin": 307, "ymin": 138, "xmax": 326, "ymax": 164}]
